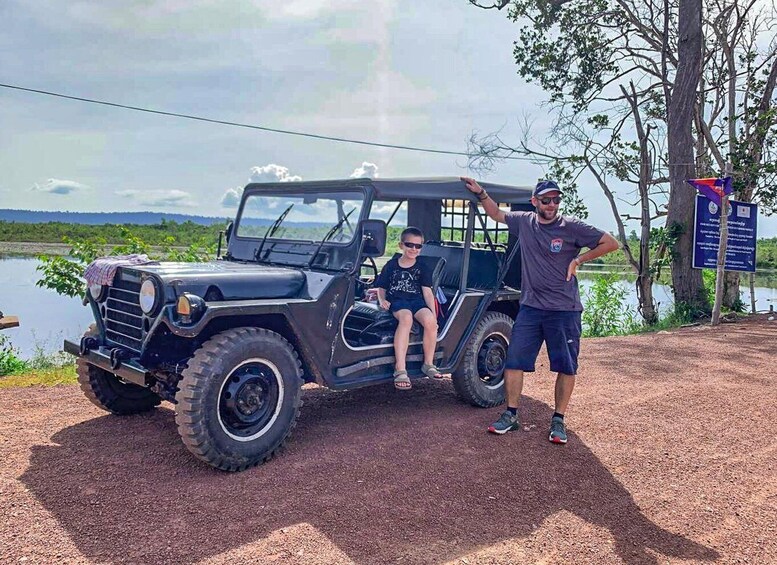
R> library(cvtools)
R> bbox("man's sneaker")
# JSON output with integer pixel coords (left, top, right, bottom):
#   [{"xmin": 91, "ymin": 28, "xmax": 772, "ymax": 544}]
[
  {"xmin": 488, "ymin": 410, "xmax": 521, "ymax": 435},
  {"xmin": 549, "ymin": 416, "xmax": 568, "ymax": 444}
]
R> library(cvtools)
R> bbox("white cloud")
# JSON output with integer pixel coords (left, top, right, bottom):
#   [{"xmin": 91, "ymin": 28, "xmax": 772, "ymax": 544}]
[
  {"xmin": 221, "ymin": 187, "xmax": 243, "ymax": 208},
  {"xmin": 350, "ymin": 162, "xmax": 379, "ymax": 179},
  {"xmin": 31, "ymin": 178, "xmax": 89, "ymax": 195},
  {"xmin": 248, "ymin": 164, "xmax": 303, "ymax": 183},
  {"xmin": 222, "ymin": 164, "xmax": 303, "ymax": 209},
  {"xmin": 115, "ymin": 189, "xmax": 193, "ymax": 207}
]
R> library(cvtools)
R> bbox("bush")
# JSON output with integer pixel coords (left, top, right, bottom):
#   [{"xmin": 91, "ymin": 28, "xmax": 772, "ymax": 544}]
[
  {"xmin": 582, "ymin": 273, "xmax": 641, "ymax": 337},
  {"xmin": 0, "ymin": 334, "xmax": 28, "ymax": 376}
]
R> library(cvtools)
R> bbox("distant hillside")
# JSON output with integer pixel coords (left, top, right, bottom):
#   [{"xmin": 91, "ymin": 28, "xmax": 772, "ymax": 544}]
[{"xmin": 0, "ymin": 209, "xmax": 231, "ymax": 226}]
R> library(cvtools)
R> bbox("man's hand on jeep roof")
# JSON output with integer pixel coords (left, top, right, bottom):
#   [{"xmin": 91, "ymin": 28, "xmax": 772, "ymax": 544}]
[{"xmin": 461, "ymin": 177, "xmax": 483, "ymax": 195}]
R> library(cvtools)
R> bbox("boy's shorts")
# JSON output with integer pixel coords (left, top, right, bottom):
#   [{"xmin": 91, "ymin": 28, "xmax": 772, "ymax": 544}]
[
  {"xmin": 389, "ymin": 297, "xmax": 429, "ymax": 315},
  {"xmin": 505, "ymin": 305, "xmax": 581, "ymax": 376}
]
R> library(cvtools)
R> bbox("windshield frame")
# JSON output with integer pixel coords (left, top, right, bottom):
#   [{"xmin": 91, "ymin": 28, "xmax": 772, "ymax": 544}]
[
  {"xmin": 233, "ymin": 187, "xmax": 368, "ymax": 246},
  {"xmin": 226, "ymin": 185, "xmax": 372, "ymax": 268}
]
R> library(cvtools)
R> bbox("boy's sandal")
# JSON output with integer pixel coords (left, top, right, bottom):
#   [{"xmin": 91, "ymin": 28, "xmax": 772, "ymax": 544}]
[
  {"xmin": 393, "ymin": 370, "xmax": 412, "ymax": 390},
  {"xmin": 421, "ymin": 363, "xmax": 444, "ymax": 379}
]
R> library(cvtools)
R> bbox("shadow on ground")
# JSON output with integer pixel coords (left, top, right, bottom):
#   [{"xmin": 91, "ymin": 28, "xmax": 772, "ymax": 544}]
[{"xmin": 20, "ymin": 382, "xmax": 718, "ymax": 564}]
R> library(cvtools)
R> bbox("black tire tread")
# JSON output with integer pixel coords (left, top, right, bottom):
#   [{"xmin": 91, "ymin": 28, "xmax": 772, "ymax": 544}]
[
  {"xmin": 174, "ymin": 327, "xmax": 303, "ymax": 472},
  {"xmin": 452, "ymin": 311, "xmax": 513, "ymax": 408}
]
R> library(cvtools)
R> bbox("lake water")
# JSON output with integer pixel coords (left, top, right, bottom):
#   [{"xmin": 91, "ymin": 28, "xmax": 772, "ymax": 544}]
[{"xmin": 1, "ymin": 257, "xmax": 775, "ymax": 359}]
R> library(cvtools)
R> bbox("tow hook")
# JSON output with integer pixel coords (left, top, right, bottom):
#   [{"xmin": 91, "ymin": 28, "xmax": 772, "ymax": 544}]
[
  {"xmin": 79, "ymin": 336, "xmax": 98, "ymax": 356},
  {"xmin": 109, "ymin": 348, "xmax": 130, "ymax": 370}
]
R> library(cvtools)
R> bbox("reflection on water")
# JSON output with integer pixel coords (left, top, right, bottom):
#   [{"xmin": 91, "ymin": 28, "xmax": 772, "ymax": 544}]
[{"xmin": 0, "ymin": 257, "xmax": 774, "ymax": 360}]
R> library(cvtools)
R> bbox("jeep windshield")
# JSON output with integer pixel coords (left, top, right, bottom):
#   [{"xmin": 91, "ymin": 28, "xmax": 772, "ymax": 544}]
[{"xmin": 235, "ymin": 190, "xmax": 365, "ymax": 266}]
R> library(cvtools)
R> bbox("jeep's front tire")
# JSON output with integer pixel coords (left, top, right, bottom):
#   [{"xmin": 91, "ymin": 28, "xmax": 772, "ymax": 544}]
[
  {"xmin": 452, "ymin": 311, "xmax": 513, "ymax": 408},
  {"xmin": 175, "ymin": 327, "xmax": 303, "ymax": 472}
]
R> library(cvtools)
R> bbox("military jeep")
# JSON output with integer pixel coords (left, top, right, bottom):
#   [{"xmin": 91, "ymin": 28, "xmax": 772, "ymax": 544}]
[{"xmin": 64, "ymin": 177, "xmax": 533, "ymax": 471}]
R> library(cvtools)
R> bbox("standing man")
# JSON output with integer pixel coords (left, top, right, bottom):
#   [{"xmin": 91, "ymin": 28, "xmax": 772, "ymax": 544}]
[{"xmin": 462, "ymin": 177, "xmax": 620, "ymax": 444}]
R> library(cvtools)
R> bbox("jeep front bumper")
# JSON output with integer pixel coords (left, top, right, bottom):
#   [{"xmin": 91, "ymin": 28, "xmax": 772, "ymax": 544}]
[{"xmin": 64, "ymin": 339, "xmax": 150, "ymax": 387}]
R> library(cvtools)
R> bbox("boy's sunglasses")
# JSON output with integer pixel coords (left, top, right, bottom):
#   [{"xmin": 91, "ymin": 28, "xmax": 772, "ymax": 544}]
[
  {"xmin": 402, "ymin": 241, "xmax": 423, "ymax": 249},
  {"xmin": 538, "ymin": 196, "xmax": 562, "ymax": 205}
]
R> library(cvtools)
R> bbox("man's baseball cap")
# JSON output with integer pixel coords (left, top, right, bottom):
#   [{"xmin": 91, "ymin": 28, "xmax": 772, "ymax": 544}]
[{"xmin": 533, "ymin": 180, "xmax": 562, "ymax": 197}]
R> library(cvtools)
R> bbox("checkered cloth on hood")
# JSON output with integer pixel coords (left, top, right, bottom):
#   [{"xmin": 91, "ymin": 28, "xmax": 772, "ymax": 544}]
[{"xmin": 83, "ymin": 254, "xmax": 158, "ymax": 286}]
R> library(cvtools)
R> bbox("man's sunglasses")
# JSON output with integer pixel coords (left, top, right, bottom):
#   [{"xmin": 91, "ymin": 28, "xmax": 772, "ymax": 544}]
[
  {"xmin": 538, "ymin": 196, "xmax": 562, "ymax": 205},
  {"xmin": 402, "ymin": 241, "xmax": 423, "ymax": 249}
]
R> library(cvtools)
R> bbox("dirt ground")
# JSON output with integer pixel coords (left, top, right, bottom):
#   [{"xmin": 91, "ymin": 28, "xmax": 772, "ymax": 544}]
[{"xmin": 1, "ymin": 315, "xmax": 775, "ymax": 564}]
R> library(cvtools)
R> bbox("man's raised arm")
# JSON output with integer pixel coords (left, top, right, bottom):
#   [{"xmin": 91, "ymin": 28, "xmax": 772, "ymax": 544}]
[{"xmin": 461, "ymin": 177, "xmax": 506, "ymax": 224}]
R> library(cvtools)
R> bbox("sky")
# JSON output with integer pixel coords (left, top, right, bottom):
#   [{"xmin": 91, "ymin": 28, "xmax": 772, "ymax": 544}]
[{"xmin": 0, "ymin": 0, "xmax": 775, "ymax": 237}]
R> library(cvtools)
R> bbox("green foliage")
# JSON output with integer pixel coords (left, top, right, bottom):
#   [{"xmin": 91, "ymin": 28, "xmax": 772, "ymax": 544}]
[
  {"xmin": 582, "ymin": 274, "xmax": 640, "ymax": 337},
  {"xmin": 0, "ymin": 334, "xmax": 28, "ymax": 376},
  {"xmin": 548, "ymin": 160, "xmax": 588, "ymax": 219},
  {"xmin": 35, "ymin": 226, "xmax": 214, "ymax": 299}
]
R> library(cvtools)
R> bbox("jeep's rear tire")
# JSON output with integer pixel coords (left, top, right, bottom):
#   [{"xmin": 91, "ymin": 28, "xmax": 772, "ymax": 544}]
[
  {"xmin": 452, "ymin": 311, "xmax": 513, "ymax": 408},
  {"xmin": 175, "ymin": 327, "xmax": 303, "ymax": 472},
  {"xmin": 76, "ymin": 326, "xmax": 162, "ymax": 415}
]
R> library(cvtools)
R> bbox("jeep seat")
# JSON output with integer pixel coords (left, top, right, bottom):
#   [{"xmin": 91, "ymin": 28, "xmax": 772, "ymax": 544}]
[{"xmin": 420, "ymin": 242, "xmax": 502, "ymax": 291}]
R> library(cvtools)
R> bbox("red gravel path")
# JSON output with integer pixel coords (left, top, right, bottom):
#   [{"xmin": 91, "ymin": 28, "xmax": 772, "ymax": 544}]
[{"xmin": 1, "ymin": 315, "xmax": 775, "ymax": 564}]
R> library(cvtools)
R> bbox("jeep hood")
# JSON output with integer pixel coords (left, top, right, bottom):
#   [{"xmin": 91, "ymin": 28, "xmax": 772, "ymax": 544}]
[{"xmin": 132, "ymin": 261, "xmax": 306, "ymax": 300}]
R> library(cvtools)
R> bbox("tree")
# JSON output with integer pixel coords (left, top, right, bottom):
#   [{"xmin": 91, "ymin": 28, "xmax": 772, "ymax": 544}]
[
  {"xmin": 468, "ymin": 0, "xmax": 774, "ymax": 318},
  {"xmin": 467, "ymin": 0, "xmax": 699, "ymax": 322},
  {"xmin": 666, "ymin": 0, "xmax": 706, "ymax": 315},
  {"xmin": 695, "ymin": 1, "xmax": 777, "ymax": 309}
]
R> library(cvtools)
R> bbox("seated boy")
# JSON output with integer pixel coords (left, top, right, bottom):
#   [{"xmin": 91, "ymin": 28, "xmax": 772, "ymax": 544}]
[{"xmin": 375, "ymin": 227, "xmax": 442, "ymax": 390}]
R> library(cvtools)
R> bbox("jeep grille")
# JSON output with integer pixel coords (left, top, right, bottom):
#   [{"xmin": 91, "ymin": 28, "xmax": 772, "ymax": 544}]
[{"xmin": 104, "ymin": 272, "xmax": 144, "ymax": 352}]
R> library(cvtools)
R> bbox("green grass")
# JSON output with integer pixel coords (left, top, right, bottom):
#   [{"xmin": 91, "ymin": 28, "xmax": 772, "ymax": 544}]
[{"xmin": 0, "ymin": 363, "xmax": 77, "ymax": 388}]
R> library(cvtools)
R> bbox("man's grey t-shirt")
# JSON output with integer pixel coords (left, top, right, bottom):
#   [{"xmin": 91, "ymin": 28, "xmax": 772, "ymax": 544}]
[{"xmin": 505, "ymin": 211, "xmax": 605, "ymax": 311}]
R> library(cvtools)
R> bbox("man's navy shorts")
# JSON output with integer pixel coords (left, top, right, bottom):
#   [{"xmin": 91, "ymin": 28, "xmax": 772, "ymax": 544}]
[
  {"xmin": 390, "ymin": 297, "xmax": 429, "ymax": 315},
  {"xmin": 506, "ymin": 305, "xmax": 582, "ymax": 376}
]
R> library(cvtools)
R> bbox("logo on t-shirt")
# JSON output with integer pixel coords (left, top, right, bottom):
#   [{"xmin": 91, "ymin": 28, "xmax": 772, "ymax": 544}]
[{"xmin": 550, "ymin": 238, "xmax": 563, "ymax": 253}]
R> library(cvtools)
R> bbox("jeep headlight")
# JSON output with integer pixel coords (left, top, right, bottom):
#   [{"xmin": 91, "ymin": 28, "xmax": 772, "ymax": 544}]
[
  {"xmin": 139, "ymin": 279, "xmax": 158, "ymax": 314},
  {"xmin": 88, "ymin": 283, "xmax": 107, "ymax": 302}
]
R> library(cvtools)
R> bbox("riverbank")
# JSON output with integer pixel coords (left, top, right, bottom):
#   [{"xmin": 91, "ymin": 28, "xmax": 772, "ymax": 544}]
[{"xmin": 0, "ymin": 241, "xmax": 204, "ymax": 258}]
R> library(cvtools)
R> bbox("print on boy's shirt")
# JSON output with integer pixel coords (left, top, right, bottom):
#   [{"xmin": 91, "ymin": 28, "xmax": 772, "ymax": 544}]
[
  {"xmin": 390, "ymin": 270, "xmax": 420, "ymax": 295},
  {"xmin": 375, "ymin": 257, "xmax": 433, "ymax": 301}
]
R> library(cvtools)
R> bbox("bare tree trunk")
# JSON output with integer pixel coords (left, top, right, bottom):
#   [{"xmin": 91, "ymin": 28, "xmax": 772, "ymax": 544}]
[
  {"xmin": 721, "ymin": 47, "xmax": 777, "ymax": 308},
  {"xmin": 666, "ymin": 0, "xmax": 707, "ymax": 316},
  {"xmin": 722, "ymin": 270, "xmax": 741, "ymax": 309}
]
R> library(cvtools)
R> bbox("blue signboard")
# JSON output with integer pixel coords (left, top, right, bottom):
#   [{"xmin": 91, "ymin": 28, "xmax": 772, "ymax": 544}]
[{"xmin": 693, "ymin": 194, "xmax": 757, "ymax": 272}]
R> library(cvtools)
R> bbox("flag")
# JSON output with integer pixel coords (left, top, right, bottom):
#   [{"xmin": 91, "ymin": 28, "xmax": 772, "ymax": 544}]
[{"xmin": 687, "ymin": 176, "xmax": 733, "ymax": 207}]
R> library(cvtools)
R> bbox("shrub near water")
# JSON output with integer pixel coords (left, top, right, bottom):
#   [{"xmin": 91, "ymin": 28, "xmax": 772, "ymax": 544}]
[
  {"xmin": 0, "ymin": 334, "xmax": 28, "ymax": 375},
  {"xmin": 582, "ymin": 274, "xmax": 641, "ymax": 337}
]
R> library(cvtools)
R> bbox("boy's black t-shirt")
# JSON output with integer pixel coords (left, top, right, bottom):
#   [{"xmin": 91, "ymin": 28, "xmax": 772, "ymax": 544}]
[{"xmin": 375, "ymin": 256, "xmax": 433, "ymax": 301}]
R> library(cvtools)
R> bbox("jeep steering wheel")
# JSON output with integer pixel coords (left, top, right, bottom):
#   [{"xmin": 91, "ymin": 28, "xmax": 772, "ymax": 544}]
[{"xmin": 359, "ymin": 256, "xmax": 378, "ymax": 279}]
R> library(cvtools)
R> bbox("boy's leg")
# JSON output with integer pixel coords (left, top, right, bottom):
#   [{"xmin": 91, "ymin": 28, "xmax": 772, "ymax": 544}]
[
  {"xmin": 413, "ymin": 307, "xmax": 438, "ymax": 366},
  {"xmin": 392, "ymin": 310, "xmax": 414, "ymax": 372}
]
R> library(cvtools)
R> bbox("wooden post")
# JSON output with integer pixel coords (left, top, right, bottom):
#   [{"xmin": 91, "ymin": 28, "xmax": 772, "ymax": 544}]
[
  {"xmin": 711, "ymin": 163, "xmax": 732, "ymax": 326},
  {"xmin": 750, "ymin": 272, "xmax": 756, "ymax": 314},
  {"xmin": 0, "ymin": 315, "xmax": 19, "ymax": 330}
]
